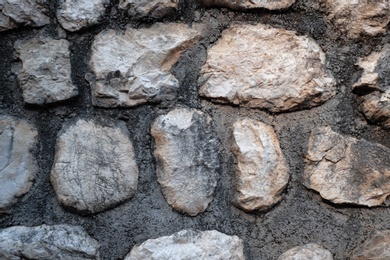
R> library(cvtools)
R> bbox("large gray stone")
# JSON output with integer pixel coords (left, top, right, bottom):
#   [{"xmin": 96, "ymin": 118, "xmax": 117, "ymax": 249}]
[
  {"xmin": 14, "ymin": 37, "xmax": 78, "ymax": 105},
  {"xmin": 303, "ymin": 127, "xmax": 390, "ymax": 207},
  {"xmin": 0, "ymin": 224, "xmax": 100, "ymax": 259},
  {"xmin": 125, "ymin": 229, "xmax": 245, "ymax": 260},
  {"xmin": 151, "ymin": 108, "xmax": 219, "ymax": 216},
  {"xmin": 118, "ymin": 0, "xmax": 179, "ymax": 19},
  {"xmin": 199, "ymin": 23, "xmax": 336, "ymax": 113},
  {"xmin": 0, "ymin": 115, "xmax": 38, "ymax": 211},
  {"xmin": 198, "ymin": 0, "xmax": 295, "ymax": 10},
  {"xmin": 232, "ymin": 118, "xmax": 289, "ymax": 212},
  {"xmin": 51, "ymin": 117, "xmax": 139, "ymax": 214},
  {"xmin": 88, "ymin": 23, "xmax": 203, "ymax": 107},
  {"xmin": 352, "ymin": 230, "xmax": 390, "ymax": 260},
  {"xmin": 278, "ymin": 243, "xmax": 333, "ymax": 260}
]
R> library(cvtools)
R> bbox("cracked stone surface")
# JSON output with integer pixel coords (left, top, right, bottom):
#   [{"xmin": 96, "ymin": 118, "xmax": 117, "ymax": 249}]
[
  {"xmin": 303, "ymin": 127, "xmax": 390, "ymax": 207},
  {"xmin": 232, "ymin": 118, "xmax": 289, "ymax": 212},
  {"xmin": 14, "ymin": 37, "xmax": 78, "ymax": 105},
  {"xmin": 352, "ymin": 230, "xmax": 390, "ymax": 260},
  {"xmin": 118, "ymin": 0, "xmax": 179, "ymax": 19},
  {"xmin": 124, "ymin": 229, "xmax": 245, "ymax": 260},
  {"xmin": 0, "ymin": 115, "xmax": 38, "ymax": 211},
  {"xmin": 0, "ymin": 0, "xmax": 50, "ymax": 32},
  {"xmin": 198, "ymin": 0, "xmax": 295, "ymax": 10},
  {"xmin": 198, "ymin": 23, "xmax": 336, "ymax": 113},
  {"xmin": 151, "ymin": 108, "xmax": 219, "ymax": 216},
  {"xmin": 278, "ymin": 243, "xmax": 333, "ymax": 260},
  {"xmin": 0, "ymin": 224, "xmax": 100, "ymax": 260},
  {"xmin": 88, "ymin": 23, "xmax": 203, "ymax": 108},
  {"xmin": 56, "ymin": 0, "xmax": 108, "ymax": 32},
  {"xmin": 51, "ymin": 117, "xmax": 139, "ymax": 214}
]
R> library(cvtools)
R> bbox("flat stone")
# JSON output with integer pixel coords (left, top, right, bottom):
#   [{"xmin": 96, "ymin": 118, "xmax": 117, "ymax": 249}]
[
  {"xmin": 278, "ymin": 243, "xmax": 333, "ymax": 260},
  {"xmin": 352, "ymin": 230, "xmax": 390, "ymax": 260},
  {"xmin": 232, "ymin": 118, "xmax": 289, "ymax": 212},
  {"xmin": 124, "ymin": 229, "xmax": 245, "ymax": 260},
  {"xmin": 88, "ymin": 23, "xmax": 203, "ymax": 107},
  {"xmin": 199, "ymin": 23, "xmax": 336, "ymax": 113},
  {"xmin": 118, "ymin": 0, "xmax": 179, "ymax": 19},
  {"xmin": 0, "ymin": 115, "xmax": 38, "ymax": 211},
  {"xmin": 0, "ymin": 0, "xmax": 50, "ymax": 32},
  {"xmin": 198, "ymin": 0, "xmax": 295, "ymax": 10},
  {"xmin": 51, "ymin": 117, "xmax": 139, "ymax": 214},
  {"xmin": 0, "ymin": 224, "xmax": 100, "ymax": 259},
  {"xmin": 57, "ymin": 0, "xmax": 108, "ymax": 32},
  {"xmin": 14, "ymin": 38, "xmax": 78, "ymax": 105},
  {"xmin": 303, "ymin": 127, "xmax": 390, "ymax": 207},
  {"xmin": 151, "ymin": 108, "xmax": 219, "ymax": 216}
]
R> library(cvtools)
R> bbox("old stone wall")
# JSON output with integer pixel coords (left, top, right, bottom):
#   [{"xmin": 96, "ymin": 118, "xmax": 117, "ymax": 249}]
[{"xmin": 1, "ymin": 0, "xmax": 390, "ymax": 259}]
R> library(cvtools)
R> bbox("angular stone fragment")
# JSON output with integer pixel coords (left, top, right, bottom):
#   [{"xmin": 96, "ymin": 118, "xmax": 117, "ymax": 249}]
[
  {"xmin": 0, "ymin": 224, "xmax": 100, "ymax": 259},
  {"xmin": 51, "ymin": 117, "xmax": 139, "ymax": 214},
  {"xmin": 14, "ymin": 37, "xmax": 78, "ymax": 105},
  {"xmin": 0, "ymin": 115, "xmax": 38, "ymax": 210},
  {"xmin": 124, "ymin": 229, "xmax": 245, "ymax": 260},
  {"xmin": 57, "ymin": 0, "xmax": 108, "ymax": 32},
  {"xmin": 0, "ymin": 0, "xmax": 50, "ymax": 32},
  {"xmin": 352, "ymin": 230, "xmax": 390, "ymax": 260},
  {"xmin": 198, "ymin": 0, "xmax": 295, "ymax": 10},
  {"xmin": 88, "ymin": 23, "xmax": 203, "ymax": 107},
  {"xmin": 303, "ymin": 127, "xmax": 390, "ymax": 207},
  {"xmin": 232, "ymin": 118, "xmax": 289, "ymax": 212},
  {"xmin": 278, "ymin": 243, "xmax": 333, "ymax": 260},
  {"xmin": 151, "ymin": 108, "xmax": 219, "ymax": 216},
  {"xmin": 119, "ymin": 0, "xmax": 179, "ymax": 19},
  {"xmin": 199, "ymin": 23, "xmax": 336, "ymax": 113}
]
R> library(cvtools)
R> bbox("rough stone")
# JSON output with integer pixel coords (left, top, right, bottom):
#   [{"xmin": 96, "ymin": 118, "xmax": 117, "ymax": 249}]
[
  {"xmin": 14, "ymin": 37, "xmax": 78, "ymax": 105},
  {"xmin": 0, "ymin": 0, "xmax": 50, "ymax": 32},
  {"xmin": 88, "ymin": 23, "xmax": 203, "ymax": 107},
  {"xmin": 303, "ymin": 127, "xmax": 390, "ymax": 207},
  {"xmin": 198, "ymin": 0, "xmax": 295, "ymax": 10},
  {"xmin": 51, "ymin": 117, "xmax": 139, "ymax": 214},
  {"xmin": 198, "ymin": 23, "xmax": 336, "ymax": 113},
  {"xmin": 278, "ymin": 243, "xmax": 333, "ymax": 260},
  {"xmin": 0, "ymin": 115, "xmax": 38, "ymax": 211},
  {"xmin": 124, "ymin": 229, "xmax": 245, "ymax": 260},
  {"xmin": 118, "ymin": 0, "xmax": 179, "ymax": 19},
  {"xmin": 0, "ymin": 224, "xmax": 100, "ymax": 259},
  {"xmin": 151, "ymin": 108, "xmax": 219, "ymax": 216},
  {"xmin": 232, "ymin": 118, "xmax": 289, "ymax": 212},
  {"xmin": 352, "ymin": 230, "xmax": 390, "ymax": 260},
  {"xmin": 56, "ymin": 0, "xmax": 108, "ymax": 32}
]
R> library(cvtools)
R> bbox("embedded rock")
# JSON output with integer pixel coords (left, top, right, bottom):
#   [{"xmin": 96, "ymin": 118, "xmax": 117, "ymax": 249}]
[
  {"xmin": 14, "ymin": 38, "xmax": 78, "ymax": 105},
  {"xmin": 124, "ymin": 229, "xmax": 245, "ymax": 260},
  {"xmin": 278, "ymin": 243, "xmax": 333, "ymax": 260},
  {"xmin": 0, "ymin": 0, "xmax": 50, "ymax": 32},
  {"xmin": 119, "ymin": 0, "xmax": 179, "ymax": 19},
  {"xmin": 198, "ymin": 0, "xmax": 295, "ymax": 10},
  {"xmin": 199, "ymin": 23, "xmax": 336, "ymax": 113},
  {"xmin": 352, "ymin": 230, "xmax": 390, "ymax": 260},
  {"xmin": 232, "ymin": 118, "xmax": 289, "ymax": 211},
  {"xmin": 303, "ymin": 127, "xmax": 390, "ymax": 207},
  {"xmin": 88, "ymin": 23, "xmax": 203, "ymax": 107},
  {"xmin": 57, "ymin": 0, "xmax": 108, "ymax": 32},
  {"xmin": 0, "ymin": 115, "xmax": 38, "ymax": 210},
  {"xmin": 151, "ymin": 108, "xmax": 219, "ymax": 216},
  {"xmin": 0, "ymin": 224, "xmax": 100, "ymax": 259},
  {"xmin": 51, "ymin": 117, "xmax": 139, "ymax": 214}
]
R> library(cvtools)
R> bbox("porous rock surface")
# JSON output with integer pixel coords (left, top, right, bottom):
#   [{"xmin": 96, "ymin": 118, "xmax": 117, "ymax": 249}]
[
  {"xmin": 198, "ymin": 0, "xmax": 295, "ymax": 10},
  {"xmin": 124, "ymin": 229, "xmax": 245, "ymax": 260},
  {"xmin": 88, "ymin": 23, "xmax": 203, "ymax": 107},
  {"xmin": 14, "ymin": 37, "xmax": 78, "ymax": 105},
  {"xmin": 118, "ymin": 0, "xmax": 179, "ymax": 19},
  {"xmin": 278, "ymin": 243, "xmax": 333, "ymax": 260},
  {"xmin": 151, "ymin": 108, "xmax": 219, "ymax": 216},
  {"xmin": 0, "ymin": 224, "xmax": 100, "ymax": 259},
  {"xmin": 0, "ymin": 115, "xmax": 38, "ymax": 211},
  {"xmin": 198, "ymin": 23, "xmax": 336, "ymax": 113},
  {"xmin": 51, "ymin": 117, "xmax": 139, "ymax": 214},
  {"xmin": 232, "ymin": 118, "xmax": 289, "ymax": 212},
  {"xmin": 352, "ymin": 230, "xmax": 390, "ymax": 260},
  {"xmin": 303, "ymin": 127, "xmax": 390, "ymax": 207}
]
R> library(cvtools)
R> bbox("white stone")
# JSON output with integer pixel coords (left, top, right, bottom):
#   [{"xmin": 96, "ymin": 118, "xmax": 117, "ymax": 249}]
[
  {"xmin": 278, "ymin": 243, "xmax": 333, "ymax": 260},
  {"xmin": 352, "ymin": 230, "xmax": 390, "ymax": 260},
  {"xmin": 118, "ymin": 0, "xmax": 179, "ymax": 19},
  {"xmin": 198, "ymin": 0, "xmax": 295, "ymax": 10}
]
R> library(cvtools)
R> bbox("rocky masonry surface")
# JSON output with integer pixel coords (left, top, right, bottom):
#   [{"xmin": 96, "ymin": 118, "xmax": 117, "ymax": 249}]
[{"xmin": 1, "ymin": 0, "xmax": 390, "ymax": 259}]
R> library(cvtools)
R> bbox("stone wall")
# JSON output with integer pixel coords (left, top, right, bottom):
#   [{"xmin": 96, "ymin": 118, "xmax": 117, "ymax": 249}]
[{"xmin": 1, "ymin": 0, "xmax": 390, "ymax": 259}]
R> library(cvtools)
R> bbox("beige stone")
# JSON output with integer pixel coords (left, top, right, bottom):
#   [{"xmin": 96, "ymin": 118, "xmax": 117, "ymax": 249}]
[
  {"xmin": 198, "ymin": 0, "xmax": 295, "ymax": 10},
  {"xmin": 278, "ymin": 243, "xmax": 333, "ymax": 260},
  {"xmin": 119, "ymin": 0, "xmax": 179, "ymax": 19},
  {"xmin": 352, "ymin": 230, "xmax": 390, "ymax": 260}
]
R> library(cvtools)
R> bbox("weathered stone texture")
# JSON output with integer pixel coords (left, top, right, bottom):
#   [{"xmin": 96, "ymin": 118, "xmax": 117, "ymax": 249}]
[
  {"xmin": 0, "ymin": 116, "xmax": 38, "ymax": 211},
  {"xmin": 304, "ymin": 127, "xmax": 390, "ymax": 207},
  {"xmin": 125, "ymin": 229, "xmax": 245, "ymax": 260},
  {"xmin": 88, "ymin": 23, "xmax": 203, "ymax": 108},
  {"xmin": 119, "ymin": 0, "xmax": 179, "ymax": 19},
  {"xmin": 199, "ymin": 23, "xmax": 336, "ymax": 113},
  {"xmin": 0, "ymin": 225, "xmax": 100, "ymax": 259},
  {"xmin": 51, "ymin": 117, "xmax": 139, "ymax": 214},
  {"xmin": 278, "ymin": 243, "xmax": 333, "ymax": 260},
  {"xmin": 352, "ymin": 230, "xmax": 390, "ymax": 260},
  {"xmin": 56, "ymin": 0, "xmax": 108, "ymax": 32},
  {"xmin": 151, "ymin": 108, "xmax": 219, "ymax": 216},
  {"xmin": 232, "ymin": 118, "xmax": 289, "ymax": 212},
  {"xmin": 14, "ymin": 38, "xmax": 78, "ymax": 105},
  {"xmin": 198, "ymin": 0, "xmax": 295, "ymax": 10}
]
